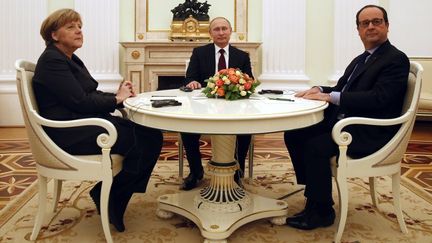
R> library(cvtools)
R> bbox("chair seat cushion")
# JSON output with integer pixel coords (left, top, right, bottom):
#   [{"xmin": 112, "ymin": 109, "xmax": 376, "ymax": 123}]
[
  {"xmin": 419, "ymin": 92, "xmax": 432, "ymax": 111},
  {"xmin": 76, "ymin": 154, "xmax": 123, "ymax": 176}
]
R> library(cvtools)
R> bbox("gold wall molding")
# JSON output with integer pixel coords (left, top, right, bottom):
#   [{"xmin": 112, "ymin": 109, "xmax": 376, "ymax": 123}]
[
  {"xmin": 131, "ymin": 50, "xmax": 141, "ymax": 59},
  {"xmin": 135, "ymin": 0, "xmax": 248, "ymax": 42}
]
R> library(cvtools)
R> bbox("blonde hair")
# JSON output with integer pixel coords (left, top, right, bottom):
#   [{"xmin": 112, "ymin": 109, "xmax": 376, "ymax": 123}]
[{"xmin": 40, "ymin": 9, "xmax": 82, "ymax": 46}]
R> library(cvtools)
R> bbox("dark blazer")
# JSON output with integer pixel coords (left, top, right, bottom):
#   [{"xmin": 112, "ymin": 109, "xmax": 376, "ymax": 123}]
[
  {"xmin": 184, "ymin": 43, "xmax": 253, "ymax": 86},
  {"xmin": 33, "ymin": 44, "xmax": 164, "ymax": 200},
  {"xmin": 33, "ymin": 44, "xmax": 120, "ymax": 148},
  {"xmin": 322, "ymin": 40, "xmax": 409, "ymax": 154}
]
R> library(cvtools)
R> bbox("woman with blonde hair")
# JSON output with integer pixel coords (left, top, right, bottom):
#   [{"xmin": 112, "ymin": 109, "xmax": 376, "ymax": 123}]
[{"xmin": 33, "ymin": 8, "xmax": 163, "ymax": 232}]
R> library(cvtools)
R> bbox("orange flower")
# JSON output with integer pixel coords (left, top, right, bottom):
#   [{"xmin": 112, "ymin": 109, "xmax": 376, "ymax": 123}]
[
  {"xmin": 217, "ymin": 88, "xmax": 225, "ymax": 97},
  {"xmin": 229, "ymin": 74, "xmax": 239, "ymax": 84},
  {"xmin": 219, "ymin": 69, "xmax": 229, "ymax": 75},
  {"xmin": 228, "ymin": 68, "xmax": 236, "ymax": 75},
  {"xmin": 244, "ymin": 81, "xmax": 252, "ymax": 90}
]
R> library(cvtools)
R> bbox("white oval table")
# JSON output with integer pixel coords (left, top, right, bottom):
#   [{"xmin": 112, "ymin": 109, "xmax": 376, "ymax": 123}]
[{"xmin": 124, "ymin": 89, "xmax": 328, "ymax": 243}]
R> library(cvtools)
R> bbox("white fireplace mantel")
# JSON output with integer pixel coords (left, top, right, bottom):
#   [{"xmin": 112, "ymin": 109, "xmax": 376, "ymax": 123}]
[{"xmin": 120, "ymin": 41, "xmax": 261, "ymax": 92}]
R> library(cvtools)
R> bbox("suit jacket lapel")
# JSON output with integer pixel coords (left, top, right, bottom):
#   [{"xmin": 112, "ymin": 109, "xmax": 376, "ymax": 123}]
[
  {"xmin": 344, "ymin": 41, "xmax": 390, "ymax": 90},
  {"xmin": 207, "ymin": 44, "xmax": 216, "ymax": 73},
  {"xmin": 348, "ymin": 55, "xmax": 376, "ymax": 83},
  {"xmin": 69, "ymin": 55, "xmax": 98, "ymax": 86},
  {"xmin": 228, "ymin": 45, "xmax": 237, "ymax": 67}
]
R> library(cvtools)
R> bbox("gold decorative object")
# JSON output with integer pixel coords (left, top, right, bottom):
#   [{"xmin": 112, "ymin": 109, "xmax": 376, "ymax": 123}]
[
  {"xmin": 169, "ymin": 15, "xmax": 210, "ymax": 42},
  {"xmin": 131, "ymin": 50, "xmax": 141, "ymax": 59},
  {"xmin": 169, "ymin": 0, "xmax": 211, "ymax": 42},
  {"xmin": 137, "ymin": 34, "xmax": 144, "ymax": 40}
]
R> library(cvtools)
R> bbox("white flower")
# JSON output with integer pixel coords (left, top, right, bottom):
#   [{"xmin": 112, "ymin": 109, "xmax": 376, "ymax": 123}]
[
  {"xmin": 239, "ymin": 78, "xmax": 245, "ymax": 84},
  {"xmin": 235, "ymin": 70, "xmax": 241, "ymax": 76},
  {"xmin": 224, "ymin": 79, "xmax": 230, "ymax": 85},
  {"xmin": 240, "ymin": 90, "xmax": 247, "ymax": 96},
  {"xmin": 239, "ymin": 85, "xmax": 244, "ymax": 91},
  {"xmin": 222, "ymin": 76, "xmax": 228, "ymax": 81},
  {"xmin": 207, "ymin": 82, "xmax": 215, "ymax": 88},
  {"xmin": 211, "ymin": 87, "xmax": 217, "ymax": 95}
]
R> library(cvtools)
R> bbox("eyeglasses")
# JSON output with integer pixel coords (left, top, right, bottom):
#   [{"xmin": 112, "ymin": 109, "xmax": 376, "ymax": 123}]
[{"xmin": 358, "ymin": 18, "xmax": 384, "ymax": 28}]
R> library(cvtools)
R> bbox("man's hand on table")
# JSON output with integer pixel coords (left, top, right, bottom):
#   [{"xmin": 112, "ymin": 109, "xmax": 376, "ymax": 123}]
[{"xmin": 186, "ymin": 81, "xmax": 202, "ymax": 89}]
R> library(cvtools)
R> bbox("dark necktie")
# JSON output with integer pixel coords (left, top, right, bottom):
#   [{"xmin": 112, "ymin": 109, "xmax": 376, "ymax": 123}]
[
  {"xmin": 218, "ymin": 49, "xmax": 226, "ymax": 71},
  {"xmin": 343, "ymin": 51, "xmax": 370, "ymax": 91}
]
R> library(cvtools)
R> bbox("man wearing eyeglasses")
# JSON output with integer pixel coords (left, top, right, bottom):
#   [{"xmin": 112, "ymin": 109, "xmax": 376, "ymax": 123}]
[{"xmin": 283, "ymin": 5, "xmax": 409, "ymax": 230}]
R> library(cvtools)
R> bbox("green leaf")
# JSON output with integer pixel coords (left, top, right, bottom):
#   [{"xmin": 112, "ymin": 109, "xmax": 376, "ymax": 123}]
[{"xmin": 226, "ymin": 91, "xmax": 231, "ymax": 99}]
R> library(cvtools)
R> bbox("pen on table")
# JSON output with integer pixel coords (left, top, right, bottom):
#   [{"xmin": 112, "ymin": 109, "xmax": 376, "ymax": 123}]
[
  {"xmin": 151, "ymin": 95, "xmax": 176, "ymax": 97},
  {"xmin": 268, "ymin": 97, "xmax": 295, "ymax": 102}
]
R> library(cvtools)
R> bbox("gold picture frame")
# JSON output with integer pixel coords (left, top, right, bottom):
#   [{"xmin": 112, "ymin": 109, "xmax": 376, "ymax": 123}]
[{"xmin": 135, "ymin": 0, "xmax": 248, "ymax": 41}]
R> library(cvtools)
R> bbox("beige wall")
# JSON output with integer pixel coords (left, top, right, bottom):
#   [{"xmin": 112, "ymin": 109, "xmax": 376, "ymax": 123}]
[
  {"xmin": 120, "ymin": 0, "xmax": 135, "ymax": 42},
  {"xmin": 47, "ymin": 0, "xmax": 74, "ymax": 13},
  {"xmin": 306, "ymin": 0, "xmax": 334, "ymax": 86}
]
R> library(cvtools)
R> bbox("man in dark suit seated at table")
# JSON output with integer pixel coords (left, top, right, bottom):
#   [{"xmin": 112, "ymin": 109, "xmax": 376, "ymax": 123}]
[
  {"xmin": 181, "ymin": 17, "xmax": 253, "ymax": 190},
  {"xmin": 283, "ymin": 5, "xmax": 409, "ymax": 230}
]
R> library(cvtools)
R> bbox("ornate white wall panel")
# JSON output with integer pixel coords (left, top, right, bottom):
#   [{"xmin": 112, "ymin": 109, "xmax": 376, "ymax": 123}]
[
  {"xmin": 0, "ymin": 0, "xmax": 46, "ymax": 126},
  {"xmin": 75, "ymin": 0, "xmax": 122, "ymax": 91},
  {"xmin": 389, "ymin": 0, "xmax": 432, "ymax": 57},
  {"xmin": 330, "ymin": 0, "xmax": 379, "ymax": 82},
  {"xmin": 0, "ymin": 0, "xmax": 46, "ymax": 93},
  {"xmin": 260, "ymin": 0, "xmax": 308, "ymax": 87}
]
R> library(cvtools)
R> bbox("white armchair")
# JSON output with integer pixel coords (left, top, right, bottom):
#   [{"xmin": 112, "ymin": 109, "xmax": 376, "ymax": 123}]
[
  {"xmin": 411, "ymin": 58, "xmax": 432, "ymax": 120},
  {"xmin": 330, "ymin": 61, "xmax": 423, "ymax": 243},
  {"xmin": 15, "ymin": 59, "xmax": 123, "ymax": 243}
]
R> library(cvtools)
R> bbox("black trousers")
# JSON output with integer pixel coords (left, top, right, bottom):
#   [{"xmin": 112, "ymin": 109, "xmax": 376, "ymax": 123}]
[
  {"xmin": 284, "ymin": 121, "xmax": 338, "ymax": 204},
  {"xmin": 57, "ymin": 116, "xmax": 163, "ymax": 195},
  {"xmin": 180, "ymin": 133, "xmax": 251, "ymax": 176},
  {"xmin": 284, "ymin": 119, "xmax": 383, "ymax": 204}
]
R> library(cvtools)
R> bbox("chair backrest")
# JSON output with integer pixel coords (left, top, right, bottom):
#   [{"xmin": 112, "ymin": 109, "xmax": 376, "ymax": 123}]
[
  {"xmin": 402, "ymin": 62, "xmax": 423, "ymax": 114},
  {"xmin": 15, "ymin": 59, "xmax": 73, "ymax": 170},
  {"xmin": 373, "ymin": 61, "xmax": 423, "ymax": 166}
]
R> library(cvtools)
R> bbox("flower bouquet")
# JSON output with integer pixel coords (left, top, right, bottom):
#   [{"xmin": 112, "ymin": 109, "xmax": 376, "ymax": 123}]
[{"xmin": 202, "ymin": 68, "xmax": 260, "ymax": 100}]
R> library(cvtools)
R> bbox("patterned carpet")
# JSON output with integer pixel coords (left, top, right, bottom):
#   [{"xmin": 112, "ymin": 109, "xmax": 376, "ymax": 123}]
[{"xmin": 0, "ymin": 133, "xmax": 431, "ymax": 242}]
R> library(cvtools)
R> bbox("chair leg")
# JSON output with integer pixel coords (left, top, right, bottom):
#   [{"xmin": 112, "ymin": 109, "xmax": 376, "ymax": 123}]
[
  {"xmin": 369, "ymin": 177, "xmax": 378, "ymax": 208},
  {"xmin": 248, "ymin": 135, "xmax": 254, "ymax": 179},
  {"xmin": 30, "ymin": 174, "xmax": 48, "ymax": 240},
  {"xmin": 392, "ymin": 172, "xmax": 408, "ymax": 233},
  {"xmin": 100, "ymin": 180, "xmax": 113, "ymax": 243},
  {"xmin": 334, "ymin": 178, "xmax": 348, "ymax": 243},
  {"xmin": 51, "ymin": 179, "xmax": 62, "ymax": 212},
  {"xmin": 178, "ymin": 134, "xmax": 184, "ymax": 181}
]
